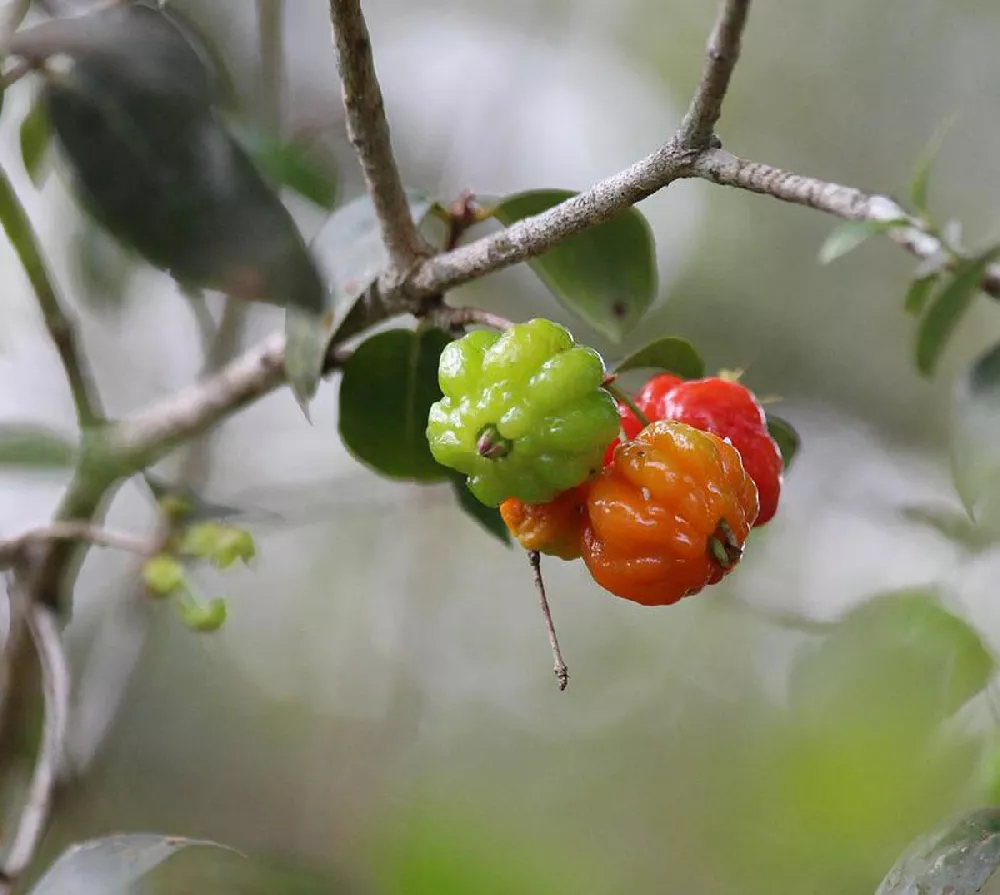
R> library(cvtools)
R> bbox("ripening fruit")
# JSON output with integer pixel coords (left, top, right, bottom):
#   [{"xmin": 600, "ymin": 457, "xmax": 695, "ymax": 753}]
[
  {"xmin": 581, "ymin": 420, "xmax": 759, "ymax": 606},
  {"xmin": 499, "ymin": 485, "xmax": 589, "ymax": 560},
  {"xmin": 660, "ymin": 378, "xmax": 783, "ymax": 526}
]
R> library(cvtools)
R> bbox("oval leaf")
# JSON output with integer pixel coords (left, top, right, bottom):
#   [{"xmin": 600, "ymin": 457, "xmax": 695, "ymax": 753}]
[
  {"xmin": 491, "ymin": 189, "xmax": 657, "ymax": 342},
  {"xmin": 293, "ymin": 191, "xmax": 436, "ymax": 406},
  {"xmin": 790, "ymin": 589, "xmax": 995, "ymax": 732},
  {"xmin": 909, "ymin": 117, "xmax": 956, "ymax": 218},
  {"xmin": 451, "ymin": 475, "xmax": 510, "ymax": 546},
  {"xmin": 20, "ymin": 99, "xmax": 51, "ymax": 187},
  {"xmin": 916, "ymin": 247, "xmax": 1000, "ymax": 377},
  {"xmin": 284, "ymin": 308, "xmax": 336, "ymax": 413},
  {"xmin": 29, "ymin": 833, "xmax": 237, "ymax": 895},
  {"xmin": 614, "ymin": 337, "xmax": 704, "ymax": 378},
  {"xmin": 228, "ymin": 118, "xmax": 337, "ymax": 209},
  {"xmin": 338, "ymin": 327, "xmax": 452, "ymax": 481},
  {"xmin": 0, "ymin": 423, "xmax": 76, "ymax": 469},
  {"xmin": 876, "ymin": 808, "xmax": 1000, "ymax": 895},
  {"xmin": 904, "ymin": 273, "xmax": 939, "ymax": 317},
  {"xmin": 950, "ymin": 340, "xmax": 1000, "ymax": 532},
  {"xmin": 42, "ymin": 5, "xmax": 325, "ymax": 315},
  {"xmin": 311, "ymin": 189, "xmax": 435, "ymax": 302},
  {"xmin": 817, "ymin": 217, "xmax": 907, "ymax": 265},
  {"xmin": 765, "ymin": 414, "xmax": 800, "ymax": 471}
]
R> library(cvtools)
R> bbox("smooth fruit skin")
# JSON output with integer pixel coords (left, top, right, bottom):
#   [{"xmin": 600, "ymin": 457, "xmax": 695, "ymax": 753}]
[
  {"xmin": 499, "ymin": 486, "xmax": 589, "ymax": 560},
  {"xmin": 660, "ymin": 379, "xmax": 782, "ymax": 526},
  {"xmin": 581, "ymin": 420, "xmax": 759, "ymax": 606},
  {"xmin": 427, "ymin": 319, "xmax": 620, "ymax": 507}
]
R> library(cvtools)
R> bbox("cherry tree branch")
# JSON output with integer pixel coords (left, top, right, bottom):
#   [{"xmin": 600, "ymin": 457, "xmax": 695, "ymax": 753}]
[
  {"xmin": 676, "ymin": 0, "xmax": 752, "ymax": 148},
  {"xmin": 691, "ymin": 149, "xmax": 1000, "ymax": 299},
  {"xmin": 0, "ymin": 522, "xmax": 155, "ymax": 569},
  {"xmin": 0, "ymin": 604, "xmax": 69, "ymax": 895},
  {"xmin": 328, "ymin": 0, "xmax": 426, "ymax": 275}
]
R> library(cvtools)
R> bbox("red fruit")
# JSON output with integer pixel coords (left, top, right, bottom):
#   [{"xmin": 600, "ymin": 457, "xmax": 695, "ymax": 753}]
[
  {"xmin": 661, "ymin": 378, "xmax": 782, "ymax": 526},
  {"xmin": 634, "ymin": 373, "xmax": 682, "ymax": 420},
  {"xmin": 602, "ymin": 402, "xmax": 644, "ymax": 466}
]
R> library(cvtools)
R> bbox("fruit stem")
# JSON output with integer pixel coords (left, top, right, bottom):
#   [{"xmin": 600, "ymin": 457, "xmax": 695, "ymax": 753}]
[
  {"xmin": 708, "ymin": 520, "xmax": 743, "ymax": 569},
  {"xmin": 605, "ymin": 383, "xmax": 650, "ymax": 428},
  {"xmin": 528, "ymin": 550, "xmax": 569, "ymax": 691},
  {"xmin": 476, "ymin": 425, "xmax": 512, "ymax": 459}
]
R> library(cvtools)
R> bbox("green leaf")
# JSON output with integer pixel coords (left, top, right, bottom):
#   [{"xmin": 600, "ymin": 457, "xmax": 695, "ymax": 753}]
[
  {"xmin": 915, "ymin": 247, "xmax": 1000, "ymax": 377},
  {"xmin": 817, "ymin": 218, "xmax": 907, "ymax": 265},
  {"xmin": 29, "ymin": 834, "xmax": 237, "ymax": 895},
  {"xmin": 875, "ymin": 808, "xmax": 1000, "ymax": 895},
  {"xmin": 904, "ymin": 274, "xmax": 939, "ymax": 317},
  {"xmin": 451, "ymin": 475, "xmax": 511, "ymax": 546},
  {"xmin": 949, "ymin": 340, "xmax": 1000, "ymax": 533},
  {"xmin": 311, "ymin": 189, "xmax": 435, "ymax": 302},
  {"xmin": 42, "ymin": 5, "xmax": 325, "ymax": 315},
  {"xmin": 338, "ymin": 327, "xmax": 452, "ymax": 481},
  {"xmin": 790, "ymin": 588, "xmax": 995, "ymax": 734},
  {"xmin": 909, "ymin": 117, "xmax": 956, "ymax": 217},
  {"xmin": 283, "ymin": 308, "xmax": 336, "ymax": 412},
  {"xmin": 765, "ymin": 414, "xmax": 800, "ymax": 471},
  {"xmin": 294, "ymin": 192, "xmax": 437, "ymax": 406},
  {"xmin": 228, "ymin": 118, "xmax": 337, "ymax": 209},
  {"xmin": 613, "ymin": 336, "xmax": 704, "ymax": 378},
  {"xmin": 0, "ymin": 423, "xmax": 76, "ymax": 469},
  {"xmin": 19, "ymin": 99, "xmax": 50, "ymax": 187},
  {"xmin": 491, "ymin": 189, "xmax": 657, "ymax": 342}
]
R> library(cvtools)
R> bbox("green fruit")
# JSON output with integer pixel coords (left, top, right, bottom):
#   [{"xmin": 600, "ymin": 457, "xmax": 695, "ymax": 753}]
[{"xmin": 427, "ymin": 319, "xmax": 619, "ymax": 506}]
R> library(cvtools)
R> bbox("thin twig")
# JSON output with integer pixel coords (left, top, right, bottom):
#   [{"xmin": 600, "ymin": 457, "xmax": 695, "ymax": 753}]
[
  {"xmin": 528, "ymin": 551, "xmax": 568, "ymax": 691},
  {"xmin": 0, "ymin": 165, "xmax": 103, "ymax": 428},
  {"xmin": 0, "ymin": 0, "xmax": 32, "ymax": 58},
  {"xmin": 0, "ymin": 522, "xmax": 155, "ymax": 569},
  {"xmin": 690, "ymin": 149, "xmax": 1000, "ymax": 299},
  {"xmin": 328, "ymin": 0, "xmax": 426, "ymax": 275},
  {"xmin": 676, "ymin": 0, "xmax": 752, "ymax": 148},
  {"xmin": 0, "ymin": 605, "xmax": 69, "ymax": 891}
]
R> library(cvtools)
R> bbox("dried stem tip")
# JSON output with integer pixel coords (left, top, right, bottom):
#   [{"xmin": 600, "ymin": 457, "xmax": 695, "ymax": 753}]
[{"xmin": 476, "ymin": 425, "xmax": 511, "ymax": 460}]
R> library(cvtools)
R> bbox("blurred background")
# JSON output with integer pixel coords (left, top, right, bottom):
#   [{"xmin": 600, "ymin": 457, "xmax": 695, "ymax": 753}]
[{"xmin": 3, "ymin": 0, "xmax": 1000, "ymax": 891}]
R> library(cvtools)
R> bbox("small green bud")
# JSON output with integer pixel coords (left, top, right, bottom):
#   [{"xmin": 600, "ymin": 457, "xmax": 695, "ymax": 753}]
[
  {"xmin": 180, "ymin": 522, "xmax": 256, "ymax": 569},
  {"xmin": 141, "ymin": 555, "xmax": 186, "ymax": 597},
  {"xmin": 177, "ymin": 597, "xmax": 228, "ymax": 633}
]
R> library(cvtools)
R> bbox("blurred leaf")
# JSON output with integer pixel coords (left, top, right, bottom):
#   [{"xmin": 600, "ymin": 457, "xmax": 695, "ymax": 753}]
[
  {"xmin": 791, "ymin": 589, "xmax": 994, "ymax": 733},
  {"xmin": 900, "ymin": 504, "xmax": 995, "ymax": 553},
  {"xmin": 904, "ymin": 274, "xmax": 939, "ymax": 317},
  {"xmin": 0, "ymin": 423, "xmax": 76, "ymax": 469},
  {"xmin": 943, "ymin": 219, "xmax": 964, "ymax": 252},
  {"xmin": 72, "ymin": 216, "xmax": 137, "ymax": 315},
  {"xmin": 141, "ymin": 473, "xmax": 270, "ymax": 524},
  {"xmin": 491, "ymin": 189, "xmax": 657, "ymax": 341},
  {"xmin": 29, "ymin": 834, "xmax": 236, "ymax": 895},
  {"xmin": 817, "ymin": 218, "xmax": 907, "ymax": 265},
  {"xmin": 614, "ymin": 336, "xmax": 704, "ymax": 378},
  {"xmin": 451, "ymin": 475, "xmax": 511, "ymax": 545},
  {"xmin": 916, "ymin": 247, "xmax": 1000, "ymax": 377},
  {"xmin": 283, "ymin": 308, "xmax": 336, "ymax": 413},
  {"xmin": 20, "ymin": 99, "xmax": 51, "ymax": 187},
  {"xmin": 909, "ymin": 117, "xmax": 956, "ymax": 217},
  {"xmin": 339, "ymin": 327, "xmax": 452, "ymax": 481},
  {"xmin": 41, "ymin": 4, "xmax": 325, "ymax": 314},
  {"xmin": 311, "ymin": 189, "xmax": 435, "ymax": 302},
  {"xmin": 766, "ymin": 414, "xmax": 800, "ymax": 471},
  {"xmin": 875, "ymin": 808, "xmax": 1000, "ymax": 895},
  {"xmin": 228, "ymin": 118, "xmax": 337, "ymax": 209},
  {"xmin": 950, "ymin": 340, "xmax": 1000, "ymax": 534}
]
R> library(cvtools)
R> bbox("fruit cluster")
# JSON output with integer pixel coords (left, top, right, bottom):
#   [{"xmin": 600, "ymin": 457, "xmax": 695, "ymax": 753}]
[{"xmin": 427, "ymin": 321, "xmax": 785, "ymax": 607}]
